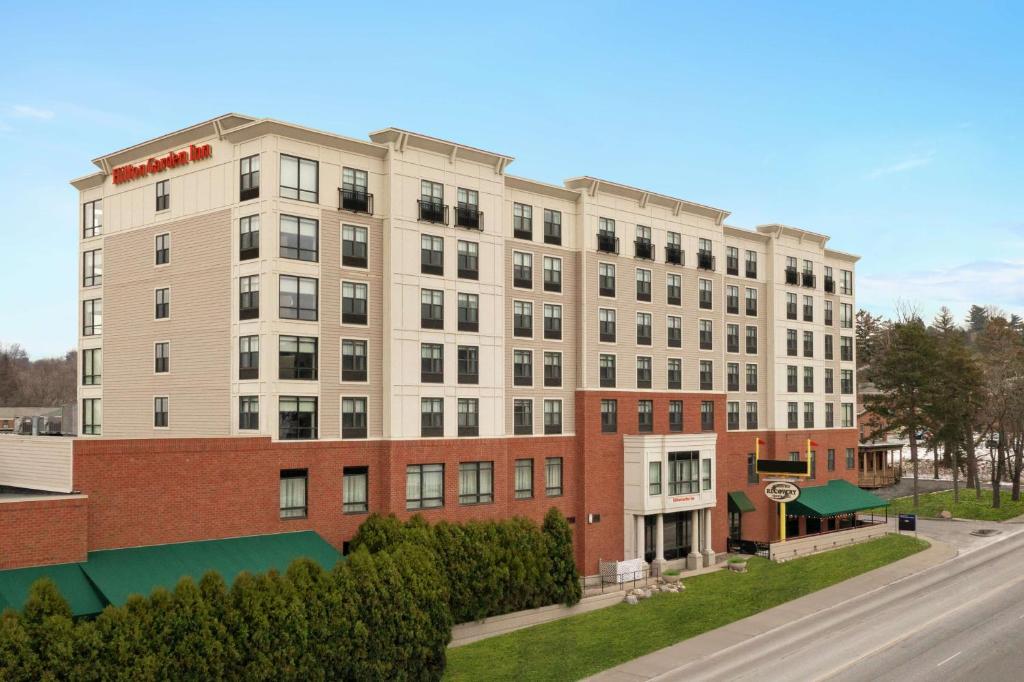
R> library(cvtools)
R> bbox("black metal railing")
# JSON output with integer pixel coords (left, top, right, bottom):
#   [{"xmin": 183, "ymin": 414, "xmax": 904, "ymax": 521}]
[
  {"xmin": 581, "ymin": 565, "xmax": 653, "ymax": 596},
  {"xmin": 727, "ymin": 539, "xmax": 769, "ymax": 558},
  {"xmin": 418, "ymin": 199, "xmax": 448, "ymax": 224},
  {"xmin": 824, "ymin": 276, "xmax": 836, "ymax": 293},
  {"xmin": 785, "ymin": 268, "xmax": 799, "ymax": 285},
  {"xmin": 597, "ymin": 233, "xmax": 620, "ymax": 254},
  {"xmin": 697, "ymin": 251, "xmax": 715, "ymax": 271},
  {"xmin": 340, "ymin": 187, "xmax": 373, "ymax": 214},
  {"xmin": 456, "ymin": 204, "xmax": 483, "ymax": 230},
  {"xmin": 665, "ymin": 244, "xmax": 683, "ymax": 265},
  {"xmin": 634, "ymin": 239, "xmax": 654, "ymax": 260},
  {"xmin": 802, "ymin": 272, "xmax": 816, "ymax": 288}
]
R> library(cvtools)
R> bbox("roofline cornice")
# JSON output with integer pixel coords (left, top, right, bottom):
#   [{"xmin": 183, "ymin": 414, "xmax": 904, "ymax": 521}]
[
  {"xmin": 504, "ymin": 175, "xmax": 581, "ymax": 202},
  {"xmin": 223, "ymin": 119, "xmax": 387, "ymax": 158},
  {"xmin": 369, "ymin": 127, "xmax": 514, "ymax": 172},
  {"xmin": 90, "ymin": 113, "xmax": 255, "ymax": 170}
]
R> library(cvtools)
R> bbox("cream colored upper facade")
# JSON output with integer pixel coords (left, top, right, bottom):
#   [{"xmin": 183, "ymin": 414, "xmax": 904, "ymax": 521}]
[{"xmin": 72, "ymin": 114, "xmax": 858, "ymax": 441}]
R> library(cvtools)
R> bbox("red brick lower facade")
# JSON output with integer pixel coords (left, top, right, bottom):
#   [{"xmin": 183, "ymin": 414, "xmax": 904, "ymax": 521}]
[
  {"xmin": 0, "ymin": 496, "xmax": 89, "ymax": 569},
  {"xmin": 6, "ymin": 391, "xmax": 859, "ymax": 573}
]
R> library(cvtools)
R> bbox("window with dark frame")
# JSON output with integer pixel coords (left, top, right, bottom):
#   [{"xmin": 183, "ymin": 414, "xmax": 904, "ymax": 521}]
[
  {"xmin": 636, "ymin": 268, "xmax": 652, "ymax": 302},
  {"xmin": 343, "ymin": 466, "xmax": 368, "ymax": 513},
  {"xmin": 544, "ymin": 399, "xmax": 563, "ymax": 434},
  {"xmin": 636, "ymin": 312, "xmax": 652, "ymax": 345},
  {"xmin": 698, "ymin": 279, "xmax": 713, "ymax": 309},
  {"xmin": 668, "ymin": 358, "xmax": 682, "ymax": 390},
  {"xmin": 456, "ymin": 188, "xmax": 481, "ymax": 230},
  {"xmin": 239, "ymin": 275, "xmax": 259, "ymax": 320},
  {"xmin": 341, "ymin": 397, "xmax": 367, "ymax": 439},
  {"xmin": 513, "ymin": 349, "xmax": 533, "ymax": 386},
  {"xmin": 155, "ymin": 288, "xmax": 170, "ymax": 319},
  {"xmin": 513, "ymin": 251, "xmax": 533, "ymax": 288},
  {"xmin": 279, "ymin": 335, "xmax": 318, "ymax": 380},
  {"xmin": 457, "ymin": 240, "xmax": 479, "ymax": 279},
  {"xmin": 669, "ymin": 400, "xmax": 683, "ymax": 432},
  {"xmin": 544, "ymin": 209, "xmax": 562, "ymax": 245},
  {"xmin": 544, "ymin": 351, "xmax": 562, "ymax": 387},
  {"xmin": 668, "ymin": 316, "xmax": 682, "ymax": 348},
  {"xmin": 83, "ymin": 199, "xmax": 102, "ymax": 238},
  {"xmin": 154, "ymin": 342, "xmax": 169, "ymax": 374},
  {"xmin": 154, "ymin": 397, "xmax": 169, "ymax": 428},
  {"xmin": 421, "ymin": 234, "xmax": 444, "ymax": 275},
  {"xmin": 458, "ymin": 293, "xmax": 479, "ymax": 332},
  {"xmin": 407, "ymin": 463, "xmax": 444, "ymax": 509},
  {"xmin": 342, "ymin": 225, "xmax": 368, "ymax": 268},
  {"xmin": 280, "ymin": 215, "xmax": 319, "ymax": 262},
  {"xmin": 746, "ymin": 363, "xmax": 758, "ymax": 392},
  {"xmin": 746, "ymin": 326, "xmax": 758, "ymax": 354},
  {"xmin": 155, "ymin": 234, "xmax": 170, "ymax": 265},
  {"xmin": 513, "ymin": 202, "xmax": 533, "ymax": 239},
  {"xmin": 544, "ymin": 256, "xmax": 562, "ymax": 292},
  {"xmin": 513, "ymin": 399, "xmax": 533, "ymax": 435},
  {"xmin": 727, "ymin": 362, "xmax": 739, "ymax": 391},
  {"xmin": 458, "ymin": 398, "xmax": 479, "ymax": 437},
  {"xmin": 280, "ymin": 154, "xmax": 318, "ymax": 203},
  {"xmin": 727, "ymin": 401, "xmax": 740, "ymax": 430},
  {"xmin": 280, "ymin": 396, "xmax": 317, "ymax": 439},
  {"xmin": 155, "ymin": 180, "xmax": 170, "ymax": 211},
  {"xmin": 598, "ymin": 262, "xmax": 616, "ymax": 297},
  {"xmin": 240, "ymin": 215, "xmax": 259, "ymax": 260},
  {"xmin": 700, "ymin": 360, "xmax": 713, "ymax": 390},
  {"xmin": 515, "ymin": 459, "xmax": 534, "ymax": 499},
  {"xmin": 699, "ymin": 319, "xmax": 713, "ymax": 350},
  {"xmin": 240, "ymin": 154, "xmax": 260, "ymax": 201},
  {"xmin": 279, "ymin": 275, "xmax": 318, "ymax": 321},
  {"xmin": 421, "ymin": 289, "xmax": 444, "ymax": 329},
  {"xmin": 599, "ymin": 308, "xmax": 616, "ymax": 342},
  {"xmin": 457, "ymin": 345, "xmax": 479, "ymax": 384},
  {"xmin": 601, "ymin": 399, "xmax": 617, "ymax": 433},
  {"xmin": 342, "ymin": 167, "xmax": 370, "ymax": 213},
  {"xmin": 239, "ymin": 395, "xmax": 259, "ymax": 430},
  {"xmin": 746, "ymin": 402, "xmax": 758, "ymax": 429},
  {"xmin": 638, "ymin": 400, "xmax": 653, "ymax": 432},
  {"xmin": 699, "ymin": 401, "xmax": 715, "ymax": 432},
  {"xmin": 279, "ymin": 469, "xmax": 308, "ymax": 518},
  {"xmin": 82, "ymin": 398, "xmax": 101, "ymax": 435},
  {"xmin": 513, "ymin": 300, "xmax": 533, "ymax": 337},
  {"xmin": 239, "ymin": 335, "xmax": 259, "ymax": 380},
  {"xmin": 746, "ymin": 288, "xmax": 757, "ymax": 316},
  {"xmin": 82, "ymin": 348, "xmax": 101, "ymax": 385},
  {"xmin": 83, "ymin": 299, "xmax": 102, "ymax": 336},
  {"xmin": 342, "ymin": 281, "xmax": 368, "ymax": 325},
  {"xmin": 636, "ymin": 356, "xmax": 652, "ymax": 389},
  {"xmin": 419, "ymin": 180, "xmax": 446, "ymax": 224},
  {"xmin": 83, "ymin": 249, "xmax": 102, "ymax": 286},
  {"xmin": 421, "ymin": 398, "xmax": 444, "ymax": 437},
  {"xmin": 544, "ymin": 304, "xmax": 562, "ymax": 340},
  {"xmin": 546, "ymin": 457, "xmax": 563, "ymax": 496},
  {"xmin": 667, "ymin": 273, "xmax": 682, "ymax": 306},
  {"xmin": 341, "ymin": 339, "xmax": 367, "ymax": 381},
  {"xmin": 599, "ymin": 354, "xmax": 616, "ymax": 388},
  {"xmin": 421, "ymin": 343, "xmax": 444, "ymax": 383},
  {"xmin": 459, "ymin": 461, "xmax": 494, "ymax": 504}
]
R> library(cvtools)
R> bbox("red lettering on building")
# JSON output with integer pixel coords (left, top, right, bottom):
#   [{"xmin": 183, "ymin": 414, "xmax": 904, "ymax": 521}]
[{"xmin": 111, "ymin": 143, "xmax": 213, "ymax": 185}]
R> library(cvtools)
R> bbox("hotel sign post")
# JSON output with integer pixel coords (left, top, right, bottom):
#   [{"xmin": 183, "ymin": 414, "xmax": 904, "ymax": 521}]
[{"xmin": 754, "ymin": 438, "xmax": 817, "ymax": 542}]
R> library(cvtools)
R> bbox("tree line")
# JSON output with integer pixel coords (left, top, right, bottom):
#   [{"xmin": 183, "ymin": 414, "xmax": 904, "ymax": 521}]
[
  {"xmin": 861, "ymin": 304, "xmax": 1024, "ymax": 510},
  {"xmin": 0, "ymin": 344, "xmax": 77, "ymax": 408}
]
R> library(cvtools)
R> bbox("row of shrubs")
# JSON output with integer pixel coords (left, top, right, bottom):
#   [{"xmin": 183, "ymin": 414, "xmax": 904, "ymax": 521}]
[{"xmin": 0, "ymin": 508, "xmax": 580, "ymax": 680}]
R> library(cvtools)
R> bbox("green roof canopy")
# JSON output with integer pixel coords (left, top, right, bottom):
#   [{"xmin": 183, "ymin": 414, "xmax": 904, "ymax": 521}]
[
  {"xmin": 0, "ymin": 562, "xmax": 107, "ymax": 617},
  {"xmin": 728, "ymin": 491, "xmax": 756, "ymax": 513},
  {"xmin": 786, "ymin": 479, "xmax": 888, "ymax": 518},
  {"xmin": 81, "ymin": 531, "xmax": 340, "ymax": 607}
]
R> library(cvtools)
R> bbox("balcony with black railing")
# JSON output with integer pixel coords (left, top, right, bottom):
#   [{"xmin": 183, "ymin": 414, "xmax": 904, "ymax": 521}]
[
  {"xmin": 634, "ymin": 239, "xmax": 654, "ymax": 260},
  {"xmin": 456, "ymin": 203, "xmax": 483, "ymax": 230},
  {"xmin": 824, "ymin": 276, "xmax": 836, "ymax": 293},
  {"xmin": 597, "ymin": 233, "xmax": 620, "ymax": 254},
  {"xmin": 727, "ymin": 256, "xmax": 739, "ymax": 276},
  {"xmin": 697, "ymin": 251, "xmax": 716, "ymax": 271},
  {"xmin": 785, "ymin": 267, "xmax": 799, "ymax": 285},
  {"xmin": 802, "ymin": 272, "xmax": 816, "ymax": 288},
  {"xmin": 418, "ymin": 199, "xmax": 448, "ymax": 225},
  {"xmin": 665, "ymin": 244, "xmax": 683, "ymax": 265},
  {"xmin": 339, "ymin": 187, "xmax": 373, "ymax": 214}
]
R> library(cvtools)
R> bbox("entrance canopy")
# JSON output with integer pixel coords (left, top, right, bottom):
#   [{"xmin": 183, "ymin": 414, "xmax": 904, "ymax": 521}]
[
  {"xmin": 728, "ymin": 490, "xmax": 756, "ymax": 513},
  {"xmin": 786, "ymin": 479, "xmax": 887, "ymax": 518}
]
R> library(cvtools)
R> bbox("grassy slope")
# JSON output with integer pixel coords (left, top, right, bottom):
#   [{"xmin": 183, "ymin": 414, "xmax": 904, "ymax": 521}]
[
  {"xmin": 880, "ymin": 489, "xmax": 1024, "ymax": 521},
  {"xmin": 444, "ymin": 534, "xmax": 928, "ymax": 682}
]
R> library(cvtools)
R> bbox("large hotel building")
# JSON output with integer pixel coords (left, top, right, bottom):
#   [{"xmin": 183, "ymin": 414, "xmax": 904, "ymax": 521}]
[{"xmin": 3, "ymin": 114, "xmax": 860, "ymax": 576}]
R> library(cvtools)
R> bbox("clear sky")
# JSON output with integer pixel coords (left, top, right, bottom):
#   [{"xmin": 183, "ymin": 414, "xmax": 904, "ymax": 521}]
[{"xmin": 1, "ymin": 1, "xmax": 1022, "ymax": 358}]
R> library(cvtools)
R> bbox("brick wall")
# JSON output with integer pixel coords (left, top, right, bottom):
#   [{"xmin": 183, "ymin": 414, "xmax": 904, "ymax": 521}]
[{"xmin": 0, "ymin": 496, "xmax": 89, "ymax": 569}]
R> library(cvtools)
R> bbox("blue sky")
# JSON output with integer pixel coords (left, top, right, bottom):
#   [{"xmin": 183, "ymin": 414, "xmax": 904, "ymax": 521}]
[{"xmin": 1, "ymin": 2, "xmax": 1022, "ymax": 358}]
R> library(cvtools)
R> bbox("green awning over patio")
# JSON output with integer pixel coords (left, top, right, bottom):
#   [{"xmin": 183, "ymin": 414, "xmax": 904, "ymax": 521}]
[
  {"xmin": 0, "ymin": 562, "xmax": 107, "ymax": 617},
  {"xmin": 786, "ymin": 479, "xmax": 888, "ymax": 518},
  {"xmin": 728, "ymin": 490, "xmax": 756, "ymax": 513}
]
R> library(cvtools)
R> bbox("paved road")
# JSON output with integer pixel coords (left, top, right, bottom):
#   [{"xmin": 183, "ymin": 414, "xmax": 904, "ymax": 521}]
[{"xmin": 650, "ymin": 529, "xmax": 1024, "ymax": 681}]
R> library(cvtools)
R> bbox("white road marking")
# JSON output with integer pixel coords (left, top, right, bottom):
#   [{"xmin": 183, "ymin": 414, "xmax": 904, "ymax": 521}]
[{"xmin": 937, "ymin": 651, "xmax": 961, "ymax": 667}]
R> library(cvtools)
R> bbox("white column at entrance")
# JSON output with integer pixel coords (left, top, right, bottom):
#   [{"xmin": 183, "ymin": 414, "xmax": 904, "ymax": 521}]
[
  {"xmin": 654, "ymin": 513, "xmax": 666, "ymax": 570},
  {"xmin": 701, "ymin": 508, "xmax": 716, "ymax": 567},
  {"xmin": 635, "ymin": 515, "xmax": 645, "ymax": 561},
  {"xmin": 687, "ymin": 508, "xmax": 701, "ymax": 570}
]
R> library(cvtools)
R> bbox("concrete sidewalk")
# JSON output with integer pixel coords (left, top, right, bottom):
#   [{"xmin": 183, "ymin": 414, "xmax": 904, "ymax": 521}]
[{"xmin": 587, "ymin": 535, "xmax": 958, "ymax": 681}]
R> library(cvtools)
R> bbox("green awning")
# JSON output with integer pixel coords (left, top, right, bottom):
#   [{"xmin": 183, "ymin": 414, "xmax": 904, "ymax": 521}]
[
  {"xmin": 728, "ymin": 491, "xmax": 756, "ymax": 513},
  {"xmin": 786, "ymin": 479, "xmax": 888, "ymax": 518},
  {"xmin": 0, "ymin": 562, "xmax": 107, "ymax": 617},
  {"xmin": 81, "ymin": 531, "xmax": 341, "ymax": 607}
]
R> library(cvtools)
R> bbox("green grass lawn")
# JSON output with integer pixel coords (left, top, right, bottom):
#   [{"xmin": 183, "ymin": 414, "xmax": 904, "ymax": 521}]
[
  {"xmin": 877, "ymin": 489, "xmax": 1024, "ymax": 521},
  {"xmin": 444, "ymin": 534, "xmax": 928, "ymax": 682}
]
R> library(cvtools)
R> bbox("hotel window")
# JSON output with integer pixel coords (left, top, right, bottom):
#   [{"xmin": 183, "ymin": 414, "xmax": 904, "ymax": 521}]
[
  {"xmin": 457, "ymin": 345, "xmax": 479, "ymax": 384},
  {"xmin": 825, "ymin": 334, "xmax": 834, "ymax": 360},
  {"xmin": 420, "ymin": 235, "xmax": 444, "ymax": 275},
  {"xmin": 419, "ymin": 180, "xmax": 446, "ymax": 223},
  {"xmin": 825, "ymin": 368, "xmax": 835, "ymax": 393},
  {"xmin": 83, "ymin": 199, "xmax": 102, "ymax": 238},
  {"xmin": 82, "ymin": 348, "xmax": 101, "ymax": 385},
  {"xmin": 636, "ymin": 312, "xmax": 652, "ymax": 345},
  {"xmin": 544, "ymin": 256, "xmax": 562, "ymax": 292},
  {"xmin": 840, "ymin": 336, "xmax": 854, "ymax": 361},
  {"xmin": 513, "ymin": 300, "xmax": 533, "ymax": 337},
  {"xmin": 698, "ymin": 279, "xmax": 713, "ymax": 309},
  {"xmin": 544, "ymin": 351, "xmax": 562, "ymax": 387},
  {"xmin": 342, "ymin": 225, "xmax": 368, "ymax": 269},
  {"xmin": 727, "ymin": 362, "xmax": 739, "ymax": 392},
  {"xmin": 343, "ymin": 466, "xmax": 368, "ymax": 513},
  {"xmin": 239, "ymin": 335, "xmax": 259, "ymax": 380},
  {"xmin": 280, "ymin": 154, "xmax": 318, "ymax": 203},
  {"xmin": 668, "ymin": 358, "xmax": 682, "ymax": 390},
  {"xmin": 599, "ymin": 308, "xmax": 616, "ymax": 342},
  {"xmin": 280, "ymin": 215, "xmax": 319, "ymax": 262},
  {"xmin": 636, "ymin": 268, "xmax": 652, "ymax": 302},
  {"xmin": 421, "ymin": 289, "xmax": 444, "ymax": 329},
  {"xmin": 599, "ymin": 354, "xmax": 616, "ymax": 388},
  {"xmin": 544, "ymin": 209, "xmax": 562, "ymax": 245},
  {"xmin": 239, "ymin": 275, "xmax": 259, "ymax": 320},
  {"xmin": 726, "ymin": 246, "xmax": 739, "ymax": 275},
  {"xmin": 668, "ymin": 451, "xmax": 699, "ymax": 494},
  {"xmin": 421, "ymin": 343, "xmax": 444, "ymax": 383},
  {"xmin": 841, "ymin": 369, "xmax": 854, "ymax": 394},
  {"xmin": 154, "ymin": 233, "xmax": 171, "ymax": 265},
  {"xmin": 599, "ymin": 262, "xmax": 616, "ymax": 297},
  {"xmin": 456, "ymin": 188, "xmax": 480, "ymax": 229},
  {"xmin": 668, "ymin": 400, "xmax": 683, "ymax": 432},
  {"xmin": 407, "ymin": 464, "xmax": 444, "ymax": 509},
  {"xmin": 649, "ymin": 461, "xmax": 662, "ymax": 495},
  {"xmin": 515, "ymin": 459, "xmax": 534, "ymax": 499},
  {"xmin": 636, "ymin": 356, "xmax": 652, "ymax": 389},
  {"xmin": 638, "ymin": 400, "xmax": 654, "ymax": 432},
  {"xmin": 703, "ymin": 459, "xmax": 712, "ymax": 491},
  {"xmin": 700, "ymin": 401, "xmax": 714, "ymax": 431},
  {"xmin": 787, "ymin": 402, "xmax": 798, "ymax": 428},
  {"xmin": 458, "ymin": 293, "xmax": 479, "ymax": 332},
  {"xmin": 787, "ymin": 366, "xmax": 798, "ymax": 392},
  {"xmin": 842, "ymin": 403, "xmax": 854, "ymax": 427},
  {"xmin": 514, "ymin": 399, "xmax": 533, "ymax": 435},
  {"xmin": 154, "ymin": 397, "xmax": 169, "ymax": 428},
  {"xmin": 279, "ymin": 469, "xmax": 308, "ymax": 519},
  {"xmin": 240, "ymin": 154, "xmax": 260, "ymax": 201},
  {"xmin": 83, "ymin": 249, "xmax": 102, "ymax": 287},
  {"xmin": 154, "ymin": 342, "xmax": 169, "ymax": 374},
  {"xmin": 746, "ymin": 363, "xmax": 758, "ymax": 391},
  {"xmin": 699, "ymin": 360, "xmax": 713, "ymax": 391},
  {"xmin": 825, "ymin": 300, "xmax": 834, "ymax": 326},
  {"xmin": 544, "ymin": 399, "xmax": 563, "ymax": 434},
  {"xmin": 827, "ymin": 448, "xmax": 836, "ymax": 471},
  {"xmin": 825, "ymin": 402, "xmax": 835, "ymax": 428},
  {"xmin": 458, "ymin": 398, "xmax": 479, "ymax": 437},
  {"xmin": 342, "ymin": 167, "xmax": 370, "ymax": 213},
  {"xmin": 747, "ymin": 453, "xmax": 759, "ymax": 483},
  {"xmin": 724, "ymin": 401, "xmax": 741, "ymax": 428},
  {"xmin": 725, "ymin": 285, "xmax": 739, "ymax": 314},
  {"xmin": 841, "ymin": 269, "xmax": 853, "ymax": 295},
  {"xmin": 544, "ymin": 304, "xmax": 562, "ymax": 340},
  {"xmin": 155, "ymin": 179, "xmax": 170, "ymax": 211},
  {"xmin": 804, "ymin": 366, "xmax": 814, "ymax": 393},
  {"xmin": 513, "ymin": 251, "xmax": 533, "ymax": 288},
  {"xmin": 746, "ymin": 401, "xmax": 758, "ymax": 429},
  {"xmin": 342, "ymin": 339, "xmax": 367, "ymax": 382},
  {"xmin": 457, "ymin": 240, "xmax": 479, "ymax": 279},
  {"xmin": 666, "ymin": 231, "xmax": 683, "ymax": 264},
  {"xmin": 240, "ymin": 215, "xmax": 259, "ymax": 260},
  {"xmin": 846, "ymin": 447, "xmax": 855, "ymax": 469},
  {"xmin": 342, "ymin": 282, "xmax": 368, "ymax": 325},
  {"xmin": 635, "ymin": 225, "xmax": 653, "ymax": 259},
  {"xmin": 786, "ymin": 293, "xmax": 797, "ymax": 320},
  {"xmin": 513, "ymin": 202, "xmax": 533, "ymax": 239},
  {"xmin": 787, "ymin": 329, "xmax": 797, "ymax": 356},
  {"xmin": 599, "ymin": 217, "xmax": 616, "ymax": 239},
  {"xmin": 746, "ymin": 326, "xmax": 757, "ymax": 354},
  {"xmin": 546, "ymin": 457, "xmax": 563, "ymax": 496},
  {"xmin": 280, "ymin": 275, "xmax": 318, "ymax": 321},
  {"xmin": 840, "ymin": 303, "xmax": 853, "ymax": 329},
  {"xmin": 804, "ymin": 402, "xmax": 815, "ymax": 429},
  {"xmin": 420, "ymin": 398, "xmax": 444, "ymax": 437},
  {"xmin": 745, "ymin": 250, "xmax": 757, "ymax": 278},
  {"xmin": 239, "ymin": 395, "xmax": 259, "ymax": 430},
  {"xmin": 341, "ymin": 398, "xmax": 367, "ymax": 439},
  {"xmin": 745, "ymin": 288, "xmax": 757, "ymax": 316},
  {"xmin": 155, "ymin": 288, "xmax": 170, "ymax": 319},
  {"xmin": 803, "ymin": 295, "xmax": 814, "ymax": 322},
  {"xmin": 698, "ymin": 238, "xmax": 714, "ymax": 269},
  {"xmin": 459, "ymin": 461, "xmax": 494, "ymax": 505},
  {"xmin": 668, "ymin": 315, "xmax": 682, "ymax": 348},
  {"xmin": 279, "ymin": 336, "xmax": 318, "ymax": 380},
  {"xmin": 513, "ymin": 350, "xmax": 533, "ymax": 386},
  {"xmin": 601, "ymin": 399, "xmax": 618, "ymax": 433},
  {"xmin": 82, "ymin": 398, "xmax": 101, "ymax": 435},
  {"xmin": 667, "ymin": 273, "xmax": 682, "ymax": 306},
  {"xmin": 727, "ymin": 324, "xmax": 739, "ymax": 353}
]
